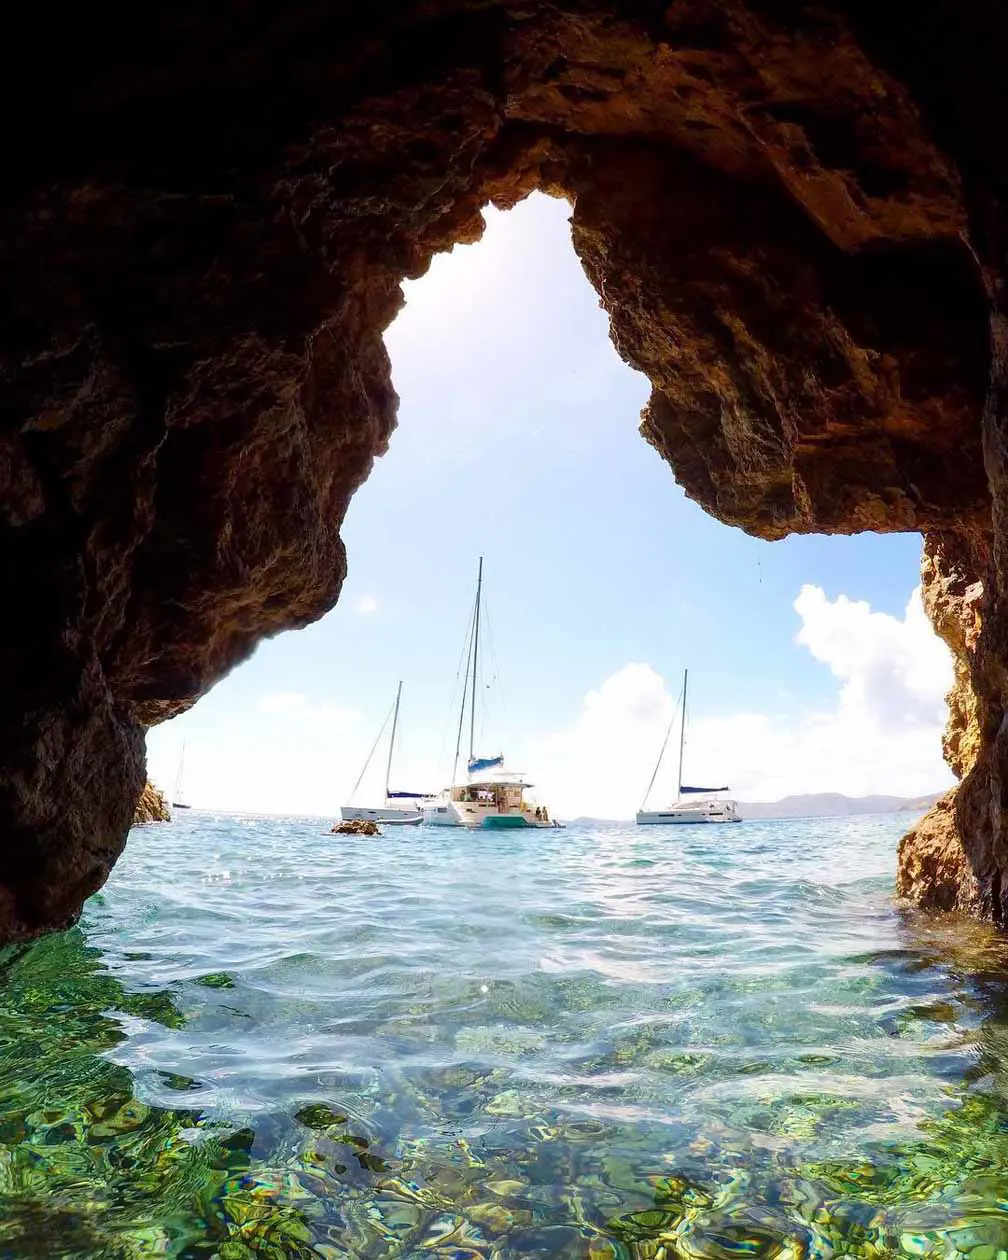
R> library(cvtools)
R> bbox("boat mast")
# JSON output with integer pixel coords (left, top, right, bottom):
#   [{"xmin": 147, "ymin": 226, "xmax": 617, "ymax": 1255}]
[
  {"xmin": 176, "ymin": 742, "xmax": 186, "ymax": 803},
  {"xmin": 453, "ymin": 559, "xmax": 481, "ymax": 782},
  {"xmin": 676, "ymin": 668, "xmax": 688, "ymax": 801},
  {"xmin": 469, "ymin": 556, "xmax": 483, "ymax": 763},
  {"xmin": 385, "ymin": 680, "xmax": 403, "ymax": 801},
  {"xmin": 349, "ymin": 695, "xmax": 396, "ymax": 802},
  {"xmin": 640, "ymin": 687, "xmax": 677, "ymax": 812}
]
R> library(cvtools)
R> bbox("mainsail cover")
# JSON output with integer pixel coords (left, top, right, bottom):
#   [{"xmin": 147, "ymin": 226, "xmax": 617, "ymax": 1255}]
[
  {"xmin": 468, "ymin": 755, "xmax": 503, "ymax": 773},
  {"xmin": 680, "ymin": 784, "xmax": 729, "ymax": 794},
  {"xmin": 387, "ymin": 791, "xmax": 427, "ymax": 799}
]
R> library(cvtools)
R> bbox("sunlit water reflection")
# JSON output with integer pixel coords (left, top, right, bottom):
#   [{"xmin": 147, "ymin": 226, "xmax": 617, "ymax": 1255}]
[{"xmin": 2, "ymin": 814, "xmax": 1008, "ymax": 1258}]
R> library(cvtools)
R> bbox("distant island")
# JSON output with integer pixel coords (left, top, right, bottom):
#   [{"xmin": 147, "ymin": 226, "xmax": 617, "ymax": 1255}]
[{"xmin": 734, "ymin": 791, "xmax": 942, "ymax": 820}]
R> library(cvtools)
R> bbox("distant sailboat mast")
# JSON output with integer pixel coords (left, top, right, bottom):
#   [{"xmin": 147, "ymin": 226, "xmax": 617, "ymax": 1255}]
[
  {"xmin": 452, "ymin": 556, "xmax": 483, "ymax": 783},
  {"xmin": 173, "ymin": 741, "xmax": 189, "ymax": 808},
  {"xmin": 385, "ymin": 681, "xmax": 403, "ymax": 801},
  {"xmin": 469, "ymin": 556, "xmax": 483, "ymax": 765},
  {"xmin": 677, "ymin": 668, "xmax": 688, "ymax": 803},
  {"xmin": 424, "ymin": 557, "xmax": 556, "ymax": 828},
  {"xmin": 636, "ymin": 668, "xmax": 739, "ymax": 825},
  {"xmin": 340, "ymin": 681, "xmax": 425, "ymax": 825},
  {"xmin": 348, "ymin": 688, "xmax": 398, "ymax": 803},
  {"xmin": 639, "ymin": 669, "xmax": 687, "ymax": 812}
]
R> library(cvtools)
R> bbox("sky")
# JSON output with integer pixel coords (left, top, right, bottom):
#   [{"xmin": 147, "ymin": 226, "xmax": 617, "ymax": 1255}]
[{"xmin": 146, "ymin": 193, "xmax": 955, "ymax": 819}]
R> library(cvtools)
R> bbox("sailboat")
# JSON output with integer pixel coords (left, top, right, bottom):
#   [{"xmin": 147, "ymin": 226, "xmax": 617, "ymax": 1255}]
[
  {"xmin": 173, "ymin": 742, "xmax": 191, "ymax": 809},
  {"xmin": 423, "ymin": 558, "xmax": 559, "ymax": 829},
  {"xmin": 340, "ymin": 681, "xmax": 427, "ymax": 825},
  {"xmin": 636, "ymin": 669, "xmax": 741, "ymax": 825}
]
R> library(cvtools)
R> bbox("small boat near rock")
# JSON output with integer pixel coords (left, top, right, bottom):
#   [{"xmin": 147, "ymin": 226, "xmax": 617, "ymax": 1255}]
[{"xmin": 636, "ymin": 669, "xmax": 741, "ymax": 825}]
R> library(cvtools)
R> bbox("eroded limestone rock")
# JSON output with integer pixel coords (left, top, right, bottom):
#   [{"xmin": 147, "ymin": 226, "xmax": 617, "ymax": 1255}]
[
  {"xmin": 898, "ymin": 527, "xmax": 1007, "ymax": 920},
  {"xmin": 331, "ymin": 819, "xmax": 381, "ymax": 837},
  {"xmin": 2, "ymin": 0, "xmax": 1008, "ymax": 937},
  {"xmin": 132, "ymin": 783, "xmax": 171, "ymax": 826}
]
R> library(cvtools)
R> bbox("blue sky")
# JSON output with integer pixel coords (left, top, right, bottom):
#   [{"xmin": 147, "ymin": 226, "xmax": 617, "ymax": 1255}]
[{"xmin": 147, "ymin": 194, "xmax": 954, "ymax": 817}]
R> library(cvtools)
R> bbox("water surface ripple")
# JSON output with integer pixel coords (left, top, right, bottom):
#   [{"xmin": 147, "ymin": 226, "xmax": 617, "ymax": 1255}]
[{"xmin": 3, "ymin": 814, "xmax": 1008, "ymax": 1258}]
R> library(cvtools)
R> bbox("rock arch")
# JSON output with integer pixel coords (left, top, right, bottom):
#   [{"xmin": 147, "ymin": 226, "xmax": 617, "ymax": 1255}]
[{"xmin": 2, "ymin": 0, "xmax": 1006, "ymax": 938}]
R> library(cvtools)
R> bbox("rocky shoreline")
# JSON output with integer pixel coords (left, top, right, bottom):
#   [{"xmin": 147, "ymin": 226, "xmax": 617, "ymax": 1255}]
[
  {"xmin": 2, "ymin": 1, "xmax": 1007, "ymax": 938},
  {"xmin": 132, "ymin": 784, "xmax": 171, "ymax": 826}
]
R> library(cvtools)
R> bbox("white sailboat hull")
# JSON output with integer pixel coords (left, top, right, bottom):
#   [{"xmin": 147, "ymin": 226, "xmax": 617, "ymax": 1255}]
[
  {"xmin": 636, "ymin": 801, "xmax": 741, "ymax": 825},
  {"xmin": 422, "ymin": 802, "xmax": 465, "ymax": 827},
  {"xmin": 340, "ymin": 805, "xmax": 423, "ymax": 826},
  {"xmin": 421, "ymin": 798, "xmax": 557, "ymax": 829}
]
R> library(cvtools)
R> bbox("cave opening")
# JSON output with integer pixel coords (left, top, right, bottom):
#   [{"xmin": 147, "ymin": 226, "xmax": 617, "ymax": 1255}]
[
  {"xmin": 144, "ymin": 194, "xmax": 945, "ymax": 823},
  {"xmin": 2, "ymin": 0, "xmax": 1005, "ymax": 939}
]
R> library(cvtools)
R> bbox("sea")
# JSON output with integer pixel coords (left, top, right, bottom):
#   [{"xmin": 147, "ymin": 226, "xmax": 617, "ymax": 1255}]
[{"xmin": 2, "ymin": 812, "xmax": 1008, "ymax": 1259}]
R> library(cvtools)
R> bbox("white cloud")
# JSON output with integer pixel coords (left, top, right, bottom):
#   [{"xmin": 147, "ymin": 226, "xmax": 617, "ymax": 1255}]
[
  {"xmin": 520, "ymin": 664, "xmax": 675, "ymax": 820},
  {"xmin": 793, "ymin": 584, "xmax": 950, "ymax": 733},
  {"xmin": 145, "ymin": 693, "xmax": 363, "ymax": 816},
  {"xmin": 521, "ymin": 585, "xmax": 956, "ymax": 819},
  {"xmin": 353, "ymin": 595, "xmax": 379, "ymax": 615}
]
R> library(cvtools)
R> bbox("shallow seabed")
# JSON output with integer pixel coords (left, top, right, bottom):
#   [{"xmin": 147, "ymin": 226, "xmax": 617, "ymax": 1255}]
[{"xmin": 2, "ymin": 814, "xmax": 1008, "ymax": 1259}]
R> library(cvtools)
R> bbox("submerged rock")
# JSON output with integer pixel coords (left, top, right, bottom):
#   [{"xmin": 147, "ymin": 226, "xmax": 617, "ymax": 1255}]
[{"xmin": 331, "ymin": 820, "xmax": 381, "ymax": 837}]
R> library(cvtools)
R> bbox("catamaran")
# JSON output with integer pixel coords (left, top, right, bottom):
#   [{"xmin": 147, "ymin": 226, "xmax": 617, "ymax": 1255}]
[
  {"xmin": 340, "ymin": 681, "xmax": 428, "ymax": 825},
  {"xmin": 422, "ymin": 558, "xmax": 559, "ymax": 829},
  {"xmin": 173, "ymin": 742, "xmax": 191, "ymax": 810},
  {"xmin": 636, "ymin": 669, "xmax": 741, "ymax": 825}
]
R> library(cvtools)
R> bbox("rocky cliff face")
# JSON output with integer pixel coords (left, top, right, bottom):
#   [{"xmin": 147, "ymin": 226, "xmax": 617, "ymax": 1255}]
[
  {"xmin": 133, "ymin": 783, "xmax": 171, "ymax": 826},
  {"xmin": 2, "ymin": 0, "xmax": 1007, "ymax": 938},
  {"xmin": 898, "ymin": 524, "xmax": 1008, "ymax": 920}
]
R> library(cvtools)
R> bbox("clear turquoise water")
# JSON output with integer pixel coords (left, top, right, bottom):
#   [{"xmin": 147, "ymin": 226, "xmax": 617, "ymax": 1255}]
[{"xmin": 3, "ymin": 813, "xmax": 1008, "ymax": 1259}]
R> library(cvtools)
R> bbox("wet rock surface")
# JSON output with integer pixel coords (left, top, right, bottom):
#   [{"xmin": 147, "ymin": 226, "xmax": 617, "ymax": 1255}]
[
  {"xmin": 132, "ymin": 783, "xmax": 171, "ymax": 826},
  {"xmin": 331, "ymin": 820, "xmax": 382, "ymax": 837},
  {"xmin": 2, "ymin": 0, "xmax": 1008, "ymax": 936}
]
